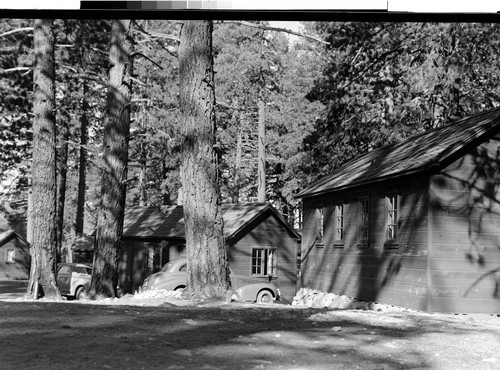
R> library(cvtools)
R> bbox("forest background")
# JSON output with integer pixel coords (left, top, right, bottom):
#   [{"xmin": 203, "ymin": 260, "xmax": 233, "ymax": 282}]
[{"xmin": 1, "ymin": 19, "xmax": 500, "ymax": 264}]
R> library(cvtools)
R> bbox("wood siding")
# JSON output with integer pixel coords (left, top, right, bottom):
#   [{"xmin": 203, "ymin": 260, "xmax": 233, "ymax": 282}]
[
  {"xmin": 429, "ymin": 138, "xmax": 500, "ymax": 313},
  {"xmin": 229, "ymin": 214, "xmax": 299, "ymax": 303},
  {"xmin": 301, "ymin": 179, "xmax": 429, "ymax": 311}
]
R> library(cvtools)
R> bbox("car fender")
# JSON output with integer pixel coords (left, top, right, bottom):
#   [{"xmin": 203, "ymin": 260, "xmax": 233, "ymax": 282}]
[
  {"xmin": 70, "ymin": 273, "xmax": 91, "ymax": 296},
  {"xmin": 236, "ymin": 283, "xmax": 278, "ymax": 302},
  {"xmin": 147, "ymin": 275, "xmax": 186, "ymax": 291}
]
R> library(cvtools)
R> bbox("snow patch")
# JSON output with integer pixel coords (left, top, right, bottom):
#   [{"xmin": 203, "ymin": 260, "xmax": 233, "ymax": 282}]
[{"xmin": 292, "ymin": 287, "xmax": 415, "ymax": 312}]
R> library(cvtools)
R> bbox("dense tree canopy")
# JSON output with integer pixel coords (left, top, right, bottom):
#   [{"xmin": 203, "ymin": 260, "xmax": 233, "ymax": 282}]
[
  {"xmin": 3, "ymin": 19, "xmax": 500, "ymax": 258},
  {"xmin": 302, "ymin": 22, "xmax": 500, "ymax": 183},
  {"xmin": 213, "ymin": 21, "xmax": 325, "ymax": 221}
]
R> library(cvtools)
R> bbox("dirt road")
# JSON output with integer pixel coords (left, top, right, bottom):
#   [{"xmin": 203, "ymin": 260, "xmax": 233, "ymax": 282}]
[{"xmin": 0, "ymin": 294, "xmax": 499, "ymax": 370}]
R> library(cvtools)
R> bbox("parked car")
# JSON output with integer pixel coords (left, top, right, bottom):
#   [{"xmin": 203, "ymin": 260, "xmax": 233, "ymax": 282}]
[
  {"xmin": 141, "ymin": 258, "xmax": 280, "ymax": 304},
  {"xmin": 56, "ymin": 263, "xmax": 92, "ymax": 300}
]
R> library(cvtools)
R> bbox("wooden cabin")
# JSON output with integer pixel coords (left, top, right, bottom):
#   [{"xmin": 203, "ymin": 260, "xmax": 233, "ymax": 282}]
[
  {"xmin": 296, "ymin": 108, "xmax": 500, "ymax": 314},
  {"xmin": 0, "ymin": 230, "xmax": 30, "ymax": 280},
  {"xmin": 120, "ymin": 203, "xmax": 301, "ymax": 302}
]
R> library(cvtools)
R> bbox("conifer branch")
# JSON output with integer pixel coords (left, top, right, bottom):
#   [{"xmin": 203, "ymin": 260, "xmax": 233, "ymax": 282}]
[
  {"xmin": 218, "ymin": 21, "xmax": 329, "ymax": 45},
  {"xmin": 0, "ymin": 27, "xmax": 34, "ymax": 38}
]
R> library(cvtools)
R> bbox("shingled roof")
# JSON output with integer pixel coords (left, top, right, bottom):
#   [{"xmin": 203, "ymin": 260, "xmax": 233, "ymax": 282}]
[
  {"xmin": 296, "ymin": 107, "xmax": 500, "ymax": 198},
  {"xmin": 122, "ymin": 203, "xmax": 300, "ymax": 242},
  {"xmin": 122, "ymin": 206, "xmax": 168, "ymax": 239}
]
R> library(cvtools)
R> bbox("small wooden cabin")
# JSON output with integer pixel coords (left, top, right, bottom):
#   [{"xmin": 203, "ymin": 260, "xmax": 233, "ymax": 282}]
[
  {"xmin": 0, "ymin": 230, "xmax": 30, "ymax": 280},
  {"xmin": 121, "ymin": 203, "xmax": 301, "ymax": 302},
  {"xmin": 296, "ymin": 108, "xmax": 500, "ymax": 314}
]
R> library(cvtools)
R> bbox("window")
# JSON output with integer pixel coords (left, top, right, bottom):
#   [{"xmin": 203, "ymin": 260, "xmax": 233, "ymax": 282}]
[
  {"xmin": 252, "ymin": 248, "xmax": 277, "ymax": 276},
  {"xmin": 316, "ymin": 207, "xmax": 324, "ymax": 245},
  {"xmin": 359, "ymin": 199, "xmax": 369, "ymax": 244},
  {"xmin": 335, "ymin": 203, "xmax": 344, "ymax": 243},
  {"xmin": 6, "ymin": 249, "xmax": 15, "ymax": 263},
  {"xmin": 144, "ymin": 246, "xmax": 154, "ymax": 269},
  {"xmin": 296, "ymin": 252, "xmax": 302, "ymax": 276},
  {"xmin": 57, "ymin": 265, "xmax": 71, "ymax": 275},
  {"xmin": 387, "ymin": 195, "xmax": 398, "ymax": 241}
]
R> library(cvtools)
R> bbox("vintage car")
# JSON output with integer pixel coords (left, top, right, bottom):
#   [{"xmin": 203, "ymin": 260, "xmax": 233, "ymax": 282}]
[
  {"xmin": 141, "ymin": 258, "xmax": 280, "ymax": 304},
  {"xmin": 56, "ymin": 263, "xmax": 92, "ymax": 300}
]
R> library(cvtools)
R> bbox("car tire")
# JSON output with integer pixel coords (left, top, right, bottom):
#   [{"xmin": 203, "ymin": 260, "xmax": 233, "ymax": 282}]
[
  {"xmin": 75, "ymin": 286, "xmax": 87, "ymax": 300},
  {"xmin": 256, "ymin": 290, "xmax": 274, "ymax": 304}
]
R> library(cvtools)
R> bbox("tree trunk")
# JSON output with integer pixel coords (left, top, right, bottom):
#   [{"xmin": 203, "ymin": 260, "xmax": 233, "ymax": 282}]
[
  {"xmin": 75, "ymin": 80, "xmax": 88, "ymax": 236},
  {"xmin": 178, "ymin": 20, "xmax": 229, "ymax": 300},
  {"xmin": 91, "ymin": 19, "xmax": 132, "ymax": 298},
  {"xmin": 232, "ymin": 117, "xmax": 243, "ymax": 203},
  {"xmin": 56, "ymin": 111, "xmax": 70, "ymax": 264},
  {"xmin": 27, "ymin": 19, "xmax": 60, "ymax": 299},
  {"xmin": 257, "ymin": 99, "xmax": 266, "ymax": 203},
  {"xmin": 139, "ymin": 161, "xmax": 146, "ymax": 206}
]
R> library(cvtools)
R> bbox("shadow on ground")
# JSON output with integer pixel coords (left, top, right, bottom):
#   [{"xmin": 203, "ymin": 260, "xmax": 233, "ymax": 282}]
[{"xmin": 0, "ymin": 300, "xmax": 499, "ymax": 369}]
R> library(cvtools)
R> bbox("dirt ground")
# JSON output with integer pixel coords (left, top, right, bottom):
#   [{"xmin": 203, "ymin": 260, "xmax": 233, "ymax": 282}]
[{"xmin": 0, "ymin": 291, "xmax": 499, "ymax": 370}]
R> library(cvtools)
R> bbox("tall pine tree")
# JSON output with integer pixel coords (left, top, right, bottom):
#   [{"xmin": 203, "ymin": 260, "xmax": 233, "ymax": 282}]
[
  {"xmin": 178, "ymin": 20, "xmax": 229, "ymax": 300},
  {"xmin": 27, "ymin": 19, "xmax": 60, "ymax": 299},
  {"xmin": 91, "ymin": 19, "xmax": 133, "ymax": 298}
]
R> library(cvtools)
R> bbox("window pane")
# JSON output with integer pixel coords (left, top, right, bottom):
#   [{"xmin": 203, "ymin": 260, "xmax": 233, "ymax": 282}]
[
  {"xmin": 252, "ymin": 249, "xmax": 263, "ymax": 275},
  {"xmin": 6, "ymin": 249, "xmax": 15, "ymax": 263},
  {"xmin": 336, "ymin": 204, "xmax": 344, "ymax": 241},
  {"xmin": 58, "ymin": 266, "xmax": 71, "ymax": 274},
  {"xmin": 252, "ymin": 248, "xmax": 277, "ymax": 276},
  {"xmin": 387, "ymin": 196, "xmax": 398, "ymax": 240},
  {"xmin": 360, "ymin": 200, "xmax": 369, "ymax": 241},
  {"xmin": 317, "ymin": 207, "xmax": 324, "ymax": 242},
  {"xmin": 267, "ymin": 249, "xmax": 276, "ymax": 276}
]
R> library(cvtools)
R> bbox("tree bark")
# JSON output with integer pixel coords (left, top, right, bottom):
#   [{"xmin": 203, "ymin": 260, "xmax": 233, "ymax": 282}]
[
  {"xmin": 56, "ymin": 111, "xmax": 70, "ymax": 264},
  {"xmin": 178, "ymin": 20, "xmax": 229, "ymax": 300},
  {"xmin": 91, "ymin": 19, "xmax": 133, "ymax": 298},
  {"xmin": 75, "ymin": 80, "xmax": 89, "ymax": 236},
  {"xmin": 257, "ymin": 99, "xmax": 266, "ymax": 203},
  {"xmin": 138, "ymin": 160, "xmax": 146, "ymax": 206},
  {"xmin": 27, "ymin": 19, "xmax": 60, "ymax": 299},
  {"xmin": 233, "ymin": 116, "xmax": 243, "ymax": 203}
]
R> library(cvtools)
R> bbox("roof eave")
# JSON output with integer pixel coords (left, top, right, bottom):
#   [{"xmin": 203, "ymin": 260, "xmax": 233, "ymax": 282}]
[
  {"xmin": 295, "ymin": 166, "xmax": 437, "ymax": 200},
  {"xmin": 226, "ymin": 203, "xmax": 301, "ymax": 243}
]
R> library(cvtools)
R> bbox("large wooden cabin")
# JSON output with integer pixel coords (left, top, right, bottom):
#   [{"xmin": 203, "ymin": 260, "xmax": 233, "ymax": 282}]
[{"xmin": 296, "ymin": 108, "xmax": 500, "ymax": 313}]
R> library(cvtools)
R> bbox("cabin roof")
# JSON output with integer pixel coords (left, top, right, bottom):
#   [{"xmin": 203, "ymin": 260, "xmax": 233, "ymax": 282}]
[
  {"xmin": 0, "ymin": 230, "xmax": 29, "ymax": 247},
  {"xmin": 122, "ymin": 203, "xmax": 300, "ymax": 242},
  {"xmin": 296, "ymin": 107, "xmax": 500, "ymax": 198}
]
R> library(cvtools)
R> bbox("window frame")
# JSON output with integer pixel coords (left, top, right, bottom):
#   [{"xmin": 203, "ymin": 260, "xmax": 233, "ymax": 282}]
[
  {"xmin": 251, "ymin": 248, "xmax": 278, "ymax": 277},
  {"xmin": 385, "ymin": 194, "xmax": 400, "ymax": 248},
  {"xmin": 333, "ymin": 202, "xmax": 345, "ymax": 247},
  {"xmin": 358, "ymin": 198, "xmax": 370, "ymax": 247},
  {"xmin": 296, "ymin": 251, "xmax": 302, "ymax": 277},
  {"xmin": 5, "ymin": 248, "xmax": 16, "ymax": 264},
  {"xmin": 316, "ymin": 205, "xmax": 325, "ymax": 247}
]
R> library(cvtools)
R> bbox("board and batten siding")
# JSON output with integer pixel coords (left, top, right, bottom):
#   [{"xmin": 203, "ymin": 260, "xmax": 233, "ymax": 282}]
[
  {"xmin": 429, "ymin": 138, "xmax": 500, "ymax": 313},
  {"xmin": 300, "ymin": 179, "xmax": 429, "ymax": 311},
  {"xmin": 229, "ymin": 214, "xmax": 298, "ymax": 303}
]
